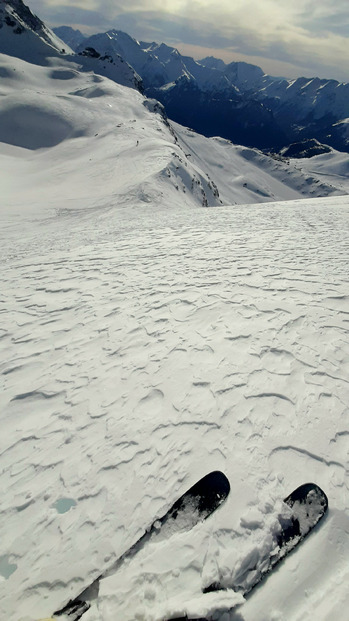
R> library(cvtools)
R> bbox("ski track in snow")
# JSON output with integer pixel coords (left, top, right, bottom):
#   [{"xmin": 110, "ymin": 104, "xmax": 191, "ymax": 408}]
[{"xmin": 1, "ymin": 197, "xmax": 349, "ymax": 620}]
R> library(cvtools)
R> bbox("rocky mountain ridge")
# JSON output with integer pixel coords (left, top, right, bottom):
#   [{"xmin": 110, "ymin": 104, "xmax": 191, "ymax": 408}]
[{"xmin": 68, "ymin": 28, "xmax": 349, "ymax": 153}]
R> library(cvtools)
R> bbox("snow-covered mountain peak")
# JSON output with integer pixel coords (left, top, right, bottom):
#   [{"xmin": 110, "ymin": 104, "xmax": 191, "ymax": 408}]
[
  {"xmin": 77, "ymin": 29, "xmax": 145, "ymax": 63},
  {"xmin": 153, "ymin": 42, "xmax": 181, "ymax": 62},
  {"xmin": 78, "ymin": 30, "xmax": 239, "ymax": 93},
  {"xmin": 105, "ymin": 28, "xmax": 140, "ymax": 46},
  {"xmin": 76, "ymin": 29, "xmax": 156, "ymax": 87}
]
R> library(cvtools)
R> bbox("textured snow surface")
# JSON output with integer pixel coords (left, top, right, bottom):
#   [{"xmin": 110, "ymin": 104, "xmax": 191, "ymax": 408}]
[
  {"xmin": 0, "ymin": 44, "xmax": 349, "ymax": 621},
  {"xmin": 1, "ymin": 195, "xmax": 349, "ymax": 621}
]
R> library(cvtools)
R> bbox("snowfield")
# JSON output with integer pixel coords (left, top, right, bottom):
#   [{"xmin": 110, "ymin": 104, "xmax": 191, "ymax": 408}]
[
  {"xmin": 1, "ymin": 193, "xmax": 349, "ymax": 621},
  {"xmin": 0, "ymin": 18, "xmax": 349, "ymax": 621}
]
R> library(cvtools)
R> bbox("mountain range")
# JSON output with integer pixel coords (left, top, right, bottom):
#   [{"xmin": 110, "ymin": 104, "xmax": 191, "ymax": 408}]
[
  {"xmin": 54, "ymin": 26, "xmax": 349, "ymax": 154},
  {"xmin": 1, "ymin": 0, "xmax": 347, "ymax": 211}
]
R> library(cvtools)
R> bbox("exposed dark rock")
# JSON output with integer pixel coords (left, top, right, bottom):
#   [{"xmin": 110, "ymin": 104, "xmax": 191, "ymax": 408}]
[
  {"xmin": 79, "ymin": 47, "xmax": 101, "ymax": 59},
  {"xmin": 281, "ymin": 139, "xmax": 332, "ymax": 158}
]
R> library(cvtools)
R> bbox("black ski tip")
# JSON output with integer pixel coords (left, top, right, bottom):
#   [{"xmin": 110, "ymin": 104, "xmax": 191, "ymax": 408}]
[
  {"xmin": 186, "ymin": 470, "xmax": 231, "ymax": 511},
  {"xmin": 284, "ymin": 482, "xmax": 328, "ymax": 514},
  {"xmin": 166, "ymin": 470, "xmax": 230, "ymax": 523},
  {"xmin": 278, "ymin": 482, "xmax": 328, "ymax": 546}
]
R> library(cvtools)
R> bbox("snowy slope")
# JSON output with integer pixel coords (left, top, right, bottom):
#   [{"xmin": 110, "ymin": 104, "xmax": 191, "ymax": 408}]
[
  {"xmin": 0, "ymin": 53, "xmax": 224, "ymax": 216},
  {"xmin": 291, "ymin": 150, "xmax": 349, "ymax": 194},
  {"xmin": 1, "ymin": 52, "xmax": 345, "ymax": 219},
  {"xmin": 172, "ymin": 123, "xmax": 347, "ymax": 204}
]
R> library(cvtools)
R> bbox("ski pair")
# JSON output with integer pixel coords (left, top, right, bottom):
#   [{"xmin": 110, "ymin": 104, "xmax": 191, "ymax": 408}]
[{"xmin": 52, "ymin": 471, "xmax": 328, "ymax": 620}]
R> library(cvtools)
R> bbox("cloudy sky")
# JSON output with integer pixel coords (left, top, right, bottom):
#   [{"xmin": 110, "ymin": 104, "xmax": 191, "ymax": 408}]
[{"xmin": 29, "ymin": 0, "xmax": 349, "ymax": 81}]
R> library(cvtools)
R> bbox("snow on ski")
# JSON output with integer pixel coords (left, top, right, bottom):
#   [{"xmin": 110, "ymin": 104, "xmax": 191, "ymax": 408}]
[
  {"xmin": 168, "ymin": 483, "xmax": 328, "ymax": 621},
  {"xmin": 201, "ymin": 483, "xmax": 328, "ymax": 601}
]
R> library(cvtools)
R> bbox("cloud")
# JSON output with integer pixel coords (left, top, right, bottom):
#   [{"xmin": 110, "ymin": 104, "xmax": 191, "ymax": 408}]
[
  {"xmin": 29, "ymin": 0, "xmax": 121, "ymax": 29},
  {"xmin": 27, "ymin": 1, "xmax": 349, "ymax": 81}
]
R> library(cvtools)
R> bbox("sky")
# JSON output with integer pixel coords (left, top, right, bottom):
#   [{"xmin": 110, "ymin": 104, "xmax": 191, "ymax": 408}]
[{"xmin": 28, "ymin": 0, "xmax": 349, "ymax": 82}]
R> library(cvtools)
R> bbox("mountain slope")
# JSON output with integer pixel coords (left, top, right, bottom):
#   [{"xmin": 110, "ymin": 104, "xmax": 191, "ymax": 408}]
[
  {"xmin": 1, "ymin": 51, "xmax": 346, "ymax": 222},
  {"xmin": 0, "ymin": 53, "xmax": 223, "ymax": 213},
  {"xmin": 0, "ymin": 0, "xmax": 141, "ymax": 90},
  {"xmin": 172, "ymin": 124, "xmax": 346, "ymax": 204},
  {"xmin": 291, "ymin": 149, "xmax": 349, "ymax": 194},
  {"xmin": 0, "ymin": 0, "xmax": 72, "ymax": 61}
]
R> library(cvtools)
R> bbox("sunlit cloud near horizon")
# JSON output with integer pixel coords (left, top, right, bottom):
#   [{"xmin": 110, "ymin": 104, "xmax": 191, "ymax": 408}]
[{"xmin": 29, "ymin": 0, "xmax": 349, "ymax": 81}]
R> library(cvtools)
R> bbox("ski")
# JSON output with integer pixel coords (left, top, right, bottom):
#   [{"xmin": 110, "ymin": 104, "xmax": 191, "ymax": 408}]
[
  {"xmin": 203, "ymin": 482, "xmax": 328, "ymax": 598},
  {"xmin": 172, "ymin": 483, "xmax": 328, "ymax": 621},
  {"xmin": 276, "ymin": 482, "xmax": 328, "ymax": 547},
  {"xmin": 53, "ymin": 471, "xmax": 230, "ymax": 619}
]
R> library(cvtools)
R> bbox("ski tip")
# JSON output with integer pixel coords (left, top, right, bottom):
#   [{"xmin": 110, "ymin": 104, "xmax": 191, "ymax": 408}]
[
  {"xmin": 284, "ymin": 482, "xmax": 328, "ymax": 512},
  {"xmin": 194, "ymin": 470, "xmax": 230, "ymax": 493},
  {"xmin": 188, "ymin": 470, "xmax": 230, "ymax": 501}
]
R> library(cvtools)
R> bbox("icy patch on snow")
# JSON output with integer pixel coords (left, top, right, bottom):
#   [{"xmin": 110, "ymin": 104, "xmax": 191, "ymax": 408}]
[
  {"xmin": 53, "ymin": 498, "xmax": 77, "ymax": 514},
  {"xmin": 0, "ymin": 555, "xmax": 17, "ymax": 580}
]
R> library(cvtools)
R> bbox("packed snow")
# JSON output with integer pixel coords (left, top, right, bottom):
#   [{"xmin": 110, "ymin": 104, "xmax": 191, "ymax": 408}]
[{"xmin": 1, "ymin": 6, "xmax": 349, "ymax": 621}]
